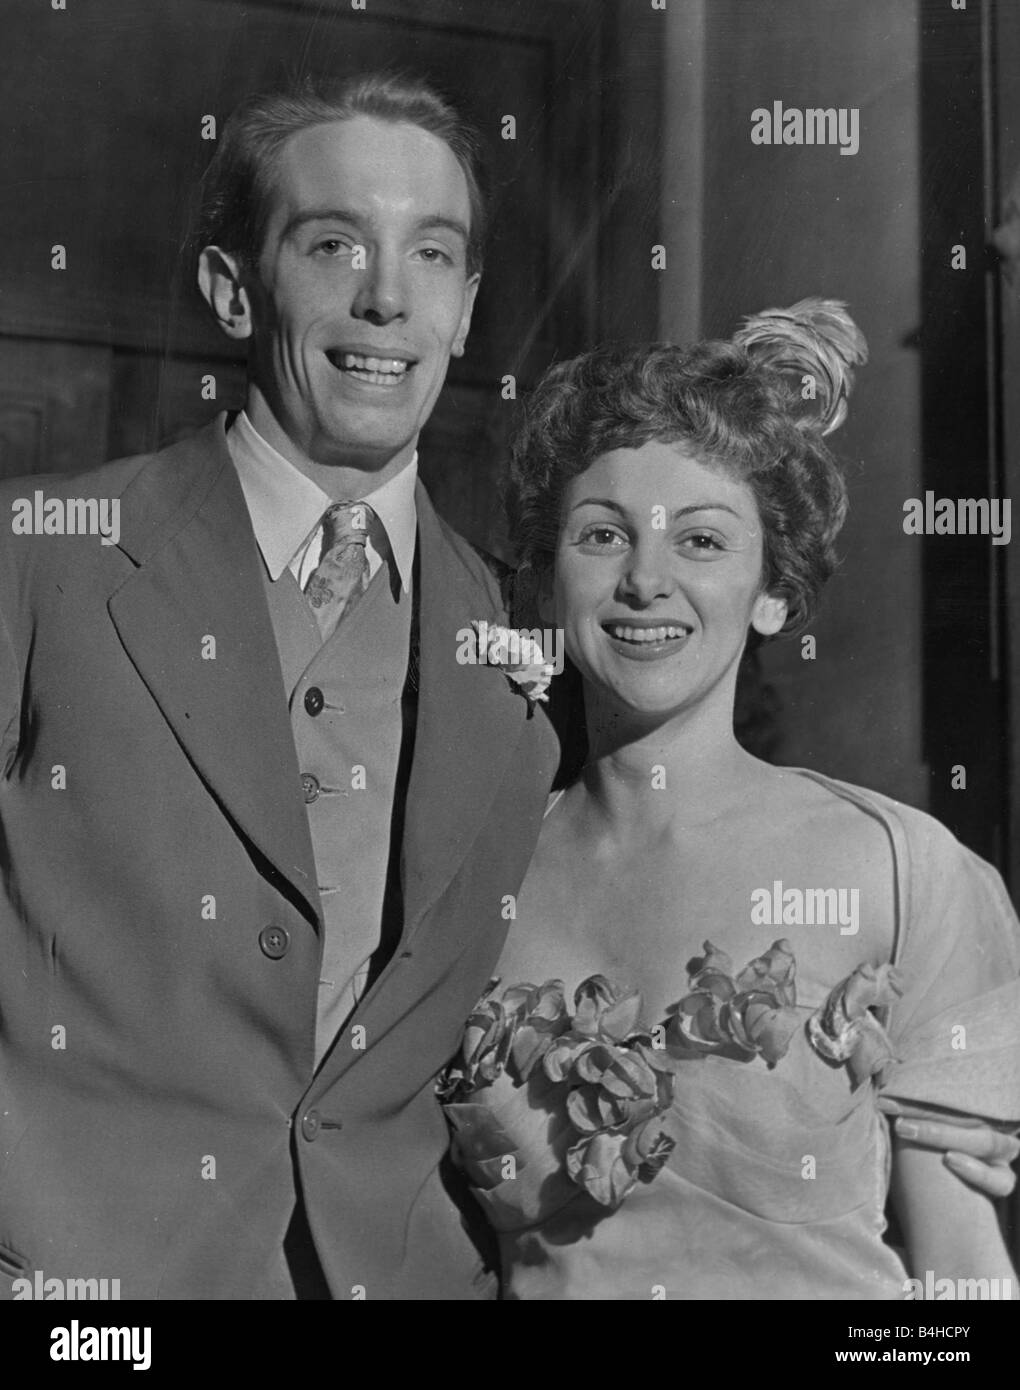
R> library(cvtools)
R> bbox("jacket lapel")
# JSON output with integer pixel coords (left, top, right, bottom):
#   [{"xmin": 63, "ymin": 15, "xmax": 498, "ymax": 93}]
[
  {"xmin": 107, "ymin": 414, "xmax": 321, "ymax": 928},
  {"xmin": 398, "ymin": 486, "xmax": 531, "ymax": 939}
]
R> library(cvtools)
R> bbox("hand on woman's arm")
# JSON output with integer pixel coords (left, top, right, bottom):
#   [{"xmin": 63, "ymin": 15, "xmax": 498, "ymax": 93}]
[
  {"xmin": 891, "ymin": 1136, "xmax": 1018, "ymax": 1296},
  {"xmin": 892, "ymin": 1116, "xmax": 1019, "ymax": 1198}
]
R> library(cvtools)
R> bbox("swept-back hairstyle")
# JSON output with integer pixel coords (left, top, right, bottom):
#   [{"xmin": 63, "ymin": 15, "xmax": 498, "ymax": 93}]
[
  {"xmin": 195, "ymin": 71, "xmax": 489, "ymax": 275},
  {"xmin": 505, "ymin": 300, "xmax": 867, "ymax": 636}
]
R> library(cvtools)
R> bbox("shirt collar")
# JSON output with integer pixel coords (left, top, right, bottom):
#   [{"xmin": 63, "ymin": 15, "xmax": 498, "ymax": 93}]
[{"xmin": 226, "ymin": 409, "xmax": 417, "ymax": 592}]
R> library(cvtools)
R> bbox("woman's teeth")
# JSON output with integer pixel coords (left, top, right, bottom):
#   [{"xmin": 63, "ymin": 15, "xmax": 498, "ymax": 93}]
[{"xmin": 606, "ymin": 624, "xmax": 688, "ymax": 644}]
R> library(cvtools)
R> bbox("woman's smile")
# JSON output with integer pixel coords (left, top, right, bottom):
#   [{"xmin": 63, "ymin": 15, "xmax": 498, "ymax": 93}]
[{"xmin": 602, "ymin": 617, "xmax": 694, "ymax": 661}]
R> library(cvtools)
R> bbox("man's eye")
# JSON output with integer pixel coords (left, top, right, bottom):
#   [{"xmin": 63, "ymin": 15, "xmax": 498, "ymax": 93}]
[
  {"xmin": 419, "ymin": 246, "xmax": 453, "ymax": 265},
  {"xmin": 314, "ymin": 239, "xmax": 349, "ymax": 256}
]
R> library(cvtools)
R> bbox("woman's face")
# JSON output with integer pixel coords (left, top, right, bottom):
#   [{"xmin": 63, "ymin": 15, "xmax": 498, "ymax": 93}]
[{"xmin": 550, "ymin": 439, "xmax": 787, "ymax": 724}]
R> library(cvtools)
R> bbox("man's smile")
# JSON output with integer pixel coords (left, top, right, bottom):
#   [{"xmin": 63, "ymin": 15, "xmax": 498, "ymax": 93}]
[{"xmin": 324, "ymin": 346, "xmax": 419, "ymax": 387}]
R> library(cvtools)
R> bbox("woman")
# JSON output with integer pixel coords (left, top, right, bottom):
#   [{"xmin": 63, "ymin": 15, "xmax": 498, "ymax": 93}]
[{"xmin": 440, "ymin": 302, "xmax": 1020, "ymax": 1300}]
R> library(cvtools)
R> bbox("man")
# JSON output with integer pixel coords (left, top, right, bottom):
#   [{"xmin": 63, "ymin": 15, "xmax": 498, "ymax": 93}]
[
  {"xmin": 0, "ymin": 73, "xmax": 557, "ymax": 1301},
  {"xmin": 0, "ymin": 72, "xmax": 1013, "ymax": 1302}
]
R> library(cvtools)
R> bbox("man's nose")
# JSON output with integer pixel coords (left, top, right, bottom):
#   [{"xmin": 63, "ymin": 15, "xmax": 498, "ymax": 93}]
[
  {"xmin": 619, "ymin": 538, "xmax": 676, "ymax": 604},
  {"xmin": 350, "ymin": 248, "xmax": 408, "ymax": 325}
]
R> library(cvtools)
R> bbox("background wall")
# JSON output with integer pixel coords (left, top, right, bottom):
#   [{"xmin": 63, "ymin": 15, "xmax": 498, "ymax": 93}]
[{"xmin": 660, "ymin": 0, "xmax": 926, "ymax": 811}]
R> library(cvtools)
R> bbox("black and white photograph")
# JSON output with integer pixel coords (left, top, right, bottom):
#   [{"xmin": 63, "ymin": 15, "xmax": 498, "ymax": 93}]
[{"xmin": 1, "ymin": 0, "xmax": 1019, "ymax": 1351}]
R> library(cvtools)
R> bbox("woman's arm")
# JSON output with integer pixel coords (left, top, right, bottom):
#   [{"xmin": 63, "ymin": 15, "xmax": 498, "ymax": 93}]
[
  {"xmin": 891, "ymin": 1136, "xmax": 1018, "ymax": 1295},
  {"xmin": 892, "ymin": 1115, "xmax": 1019, "ymax": 1198}
]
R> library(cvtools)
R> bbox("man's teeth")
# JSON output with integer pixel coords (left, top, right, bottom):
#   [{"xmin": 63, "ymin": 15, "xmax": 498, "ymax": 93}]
[
  {"xmin": 607, "ymin": 624, "xmax": 689, "ymax": 644},
  {"xmin": 336, "ymin": 352, "xmax": 410, "ymax": 376}
]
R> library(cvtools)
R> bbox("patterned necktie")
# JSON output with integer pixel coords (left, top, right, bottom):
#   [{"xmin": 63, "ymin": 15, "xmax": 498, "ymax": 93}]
[{"xmin": 304, "ymin": 501, "xmax": 374, "ymax": 640}]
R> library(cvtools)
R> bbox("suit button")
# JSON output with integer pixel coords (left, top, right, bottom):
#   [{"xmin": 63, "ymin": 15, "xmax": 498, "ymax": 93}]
[
  {"xmin": 301, "ymin": 1109, "xmax": 321, "ymax": 1142},
  {"xmin": 304, "ymin": 686, "xmax": 324, "ymax": 716},
  {"xmin": 259, "ymin": 925, "xmax": 290, "ymax": 959},
  {"xmin": 301, "ymin": 773, "xmax": 320, "ymax": 803}
]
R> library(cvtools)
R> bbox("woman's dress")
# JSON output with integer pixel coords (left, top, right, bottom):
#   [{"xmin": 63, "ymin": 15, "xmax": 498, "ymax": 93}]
[{"xmin": 439, "ymin": 772, "xmax": 1020, "ymax": 1300}]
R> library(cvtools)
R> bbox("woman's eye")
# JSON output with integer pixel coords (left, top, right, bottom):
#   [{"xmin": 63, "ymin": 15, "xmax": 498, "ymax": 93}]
[
  {"xmin": 578, "ymin": 525, "xmax": 627, "ymax": 547},
  {"xmin": 681, "ymin": 532, "xmax": 725, "ymax": 552}
]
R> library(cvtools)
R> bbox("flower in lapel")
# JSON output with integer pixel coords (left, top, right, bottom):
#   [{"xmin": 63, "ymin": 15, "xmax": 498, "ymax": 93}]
[{"xmin": 470, "ymin": 620, "xmax": 556, "ymax": 705}]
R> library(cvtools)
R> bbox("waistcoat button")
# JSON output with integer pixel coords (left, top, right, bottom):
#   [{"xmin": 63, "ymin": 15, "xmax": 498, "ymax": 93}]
[{"xmin": 259, "ymin": 925, "xmax": 290, "ymax": 959}]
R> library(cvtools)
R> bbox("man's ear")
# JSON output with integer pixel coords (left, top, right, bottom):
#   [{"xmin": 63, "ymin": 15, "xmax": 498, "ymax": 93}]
[
  {"xmin": 451, "ymin": 273, "xmax": 481, "ymax": 359},
  {"xmin": 198, "ymin": 246, "xmax": 253, "ymax": 341},
  {"xmin": 751, "ymin": 589, "xmax": 788, "ymax": 637}
]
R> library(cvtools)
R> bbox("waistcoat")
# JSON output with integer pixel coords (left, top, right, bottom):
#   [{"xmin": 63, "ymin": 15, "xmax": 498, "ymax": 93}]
[{"xmin": 263, "ymin": 562, "xmax": 412, "ymax": 1064}]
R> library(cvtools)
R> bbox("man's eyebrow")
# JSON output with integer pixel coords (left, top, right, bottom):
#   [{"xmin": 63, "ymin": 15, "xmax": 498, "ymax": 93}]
[
  {"xmin": 570, "ymin": 497, "xmax": 742, "ymax": 519},
  {"xmin": 281, "ymin": 208, "xmax": 362, "ymax": 241},
  {"xmin": 412, "ymin": 214, "xmax": 469, "ymax": 243},
  {"xmin": 280, "ymin": 208, "xmax": 469, "ymax": 244}
]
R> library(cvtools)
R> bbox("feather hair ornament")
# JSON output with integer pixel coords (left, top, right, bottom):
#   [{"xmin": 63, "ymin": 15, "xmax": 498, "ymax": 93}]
[{"xmin": 731, "ymin": 297, "xmax": 868, "ymax": 436}]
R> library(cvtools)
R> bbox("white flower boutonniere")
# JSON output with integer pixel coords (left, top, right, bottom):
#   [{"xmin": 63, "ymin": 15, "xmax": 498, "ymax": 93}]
[{"xmin": 470, "ymin": 620, "xmax": 557, "ymax": 705}]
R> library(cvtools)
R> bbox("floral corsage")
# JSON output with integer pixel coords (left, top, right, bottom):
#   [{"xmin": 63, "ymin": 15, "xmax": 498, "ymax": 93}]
[
  {"xmin": 469, "ymin": 620, "xmax": 556, "ymax": 705},
  {"xmin": 669, "ymin": 938, "xmax": 903, "ymax": 1085},
  {"xmin": 440, "ymin": 975, "xmax": 681, "ymax": 1210},
  {"xmin": 439, "ymin": 945, "xmax": 904, "ymax": 1226}
]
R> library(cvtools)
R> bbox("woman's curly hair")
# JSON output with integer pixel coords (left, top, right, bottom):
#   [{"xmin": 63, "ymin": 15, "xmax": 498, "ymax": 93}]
[{"xmin": 505, "ymin": 307, "xmax": 865, "ymax": 636}]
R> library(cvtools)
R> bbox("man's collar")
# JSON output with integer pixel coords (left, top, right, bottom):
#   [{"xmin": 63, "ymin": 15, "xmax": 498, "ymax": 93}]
[{"xmin": 226, "ymin": 409, "xmax": 417, "ymax": 592}]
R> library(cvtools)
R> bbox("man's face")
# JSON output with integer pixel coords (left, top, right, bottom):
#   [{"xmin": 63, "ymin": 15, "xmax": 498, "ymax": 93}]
[{"xmin": 246, "ymin": 116, "xmax": 479, "ymax": 471}]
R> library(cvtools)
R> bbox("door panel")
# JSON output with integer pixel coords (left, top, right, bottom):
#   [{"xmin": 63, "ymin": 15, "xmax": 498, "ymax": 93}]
[{"xmin": 0, "ymin": 340, "xmax": 111, "ymax": 479}]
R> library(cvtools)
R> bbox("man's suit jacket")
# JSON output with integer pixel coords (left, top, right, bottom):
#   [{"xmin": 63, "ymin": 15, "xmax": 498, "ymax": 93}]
[{"xmin": 0, "ymin": 414, "xmax": 560, "ymax": 1299}]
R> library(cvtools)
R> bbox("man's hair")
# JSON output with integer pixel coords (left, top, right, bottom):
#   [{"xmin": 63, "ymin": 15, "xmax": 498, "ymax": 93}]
[
  {"xmin": 195, "ymin": 71, "xmax": 488, "ymax": 276},
  {"xmin": 505, "ymin": 341, "xmax": 849, "ymax": 637}
]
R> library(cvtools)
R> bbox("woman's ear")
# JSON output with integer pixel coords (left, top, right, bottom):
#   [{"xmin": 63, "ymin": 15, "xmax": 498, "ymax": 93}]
[{"xmin": 751, "ymin": 589, "xmax": 788, "ymax": 637}]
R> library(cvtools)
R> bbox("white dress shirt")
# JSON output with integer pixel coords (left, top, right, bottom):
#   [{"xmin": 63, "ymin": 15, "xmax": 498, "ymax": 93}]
[{"xmin": 225, "ymin": 409, "xmax": 417, "ymax": 592}]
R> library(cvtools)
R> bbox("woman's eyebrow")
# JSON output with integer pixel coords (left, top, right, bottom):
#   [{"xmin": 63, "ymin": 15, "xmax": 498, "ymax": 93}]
[
  {"xmin": 570, "ymin": 497, "xmax": 626, "ymax": 514},
  {"xmin": 570, "ymin": 498, "xmax": 741, "ymax": 519},
  {"xmin": 671, "ymin": 503, "xmax": 742, "ymax": 519}
]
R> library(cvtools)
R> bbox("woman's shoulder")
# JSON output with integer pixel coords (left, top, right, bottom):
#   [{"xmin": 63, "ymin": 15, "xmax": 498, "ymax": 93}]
[
  {"xmin": 777, "ymin": 766, "xmax": 1018, "ymax": 967},
  {"xmin": 770, "ymin": 765, "xmax": 969, "ymax": 861}
]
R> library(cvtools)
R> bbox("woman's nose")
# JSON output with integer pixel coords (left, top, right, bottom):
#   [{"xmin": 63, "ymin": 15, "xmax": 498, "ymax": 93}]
[{"xmin": 619, "ymin": 538, "xmax": 676, "ymax": 604}]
